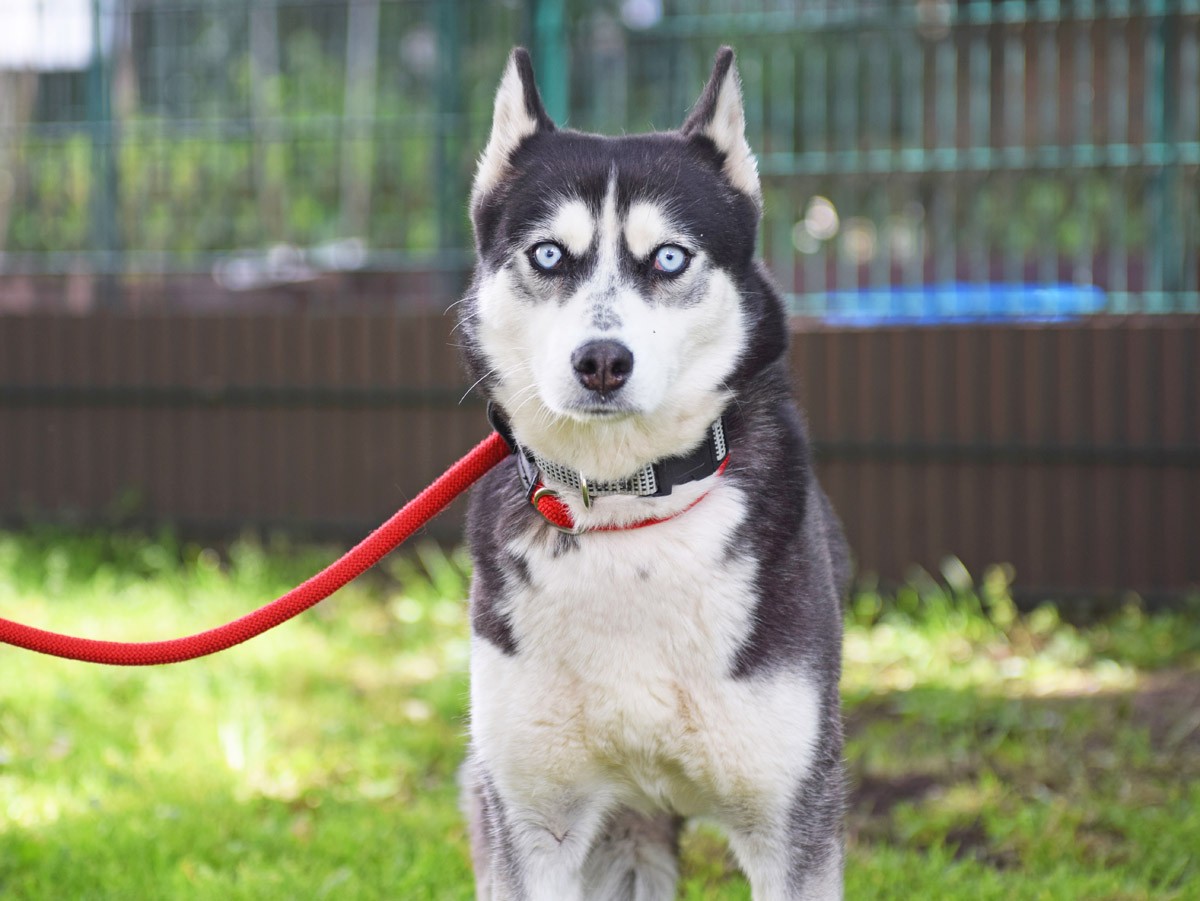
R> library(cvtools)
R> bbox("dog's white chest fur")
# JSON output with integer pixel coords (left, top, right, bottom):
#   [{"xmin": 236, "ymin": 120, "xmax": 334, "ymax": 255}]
[{"xmin": 469, "ymin": 482, "xmax": 820, "ymax": 822}]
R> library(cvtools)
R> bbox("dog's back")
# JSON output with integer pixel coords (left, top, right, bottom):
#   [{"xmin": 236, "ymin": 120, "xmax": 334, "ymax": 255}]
[{"xmin": 459, "ymin": 47, "xmax": 848, "ymax": 900}]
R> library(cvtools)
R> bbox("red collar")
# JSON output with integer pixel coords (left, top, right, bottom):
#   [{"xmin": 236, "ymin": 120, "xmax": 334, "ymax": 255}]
[{"xmin": 528, "ymin": 456, "xmax": 730, "ymax": 534}]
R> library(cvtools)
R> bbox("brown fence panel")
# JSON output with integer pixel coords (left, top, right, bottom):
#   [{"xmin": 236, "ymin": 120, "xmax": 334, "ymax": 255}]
[
  {"xmin": 1, "ymin": 312, "xmax": 1197, "ymax": 600},
  {"xmin": 793, "ymin": 318, "xmax": 1200, "ymax": 600},
  {"xmin": 0, "ymin": 311, "xmax": 484, "ymax": 541}
]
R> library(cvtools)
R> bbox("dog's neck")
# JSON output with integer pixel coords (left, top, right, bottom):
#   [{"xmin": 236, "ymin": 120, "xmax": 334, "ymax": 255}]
[{"xmin": 488, "ymin": 404, "xmax": 732, "ymax": 532}]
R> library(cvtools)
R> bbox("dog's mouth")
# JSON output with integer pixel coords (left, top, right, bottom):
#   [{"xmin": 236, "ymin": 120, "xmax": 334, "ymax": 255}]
[{"xmin": 561, "ymin": 400, "xmax": 639, "ymax": 422}]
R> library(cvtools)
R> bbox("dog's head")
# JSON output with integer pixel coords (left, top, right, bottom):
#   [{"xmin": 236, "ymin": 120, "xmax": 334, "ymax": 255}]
[{"xmin": 461, "ymin": 47, "xmax": 785, "ymax": 479}]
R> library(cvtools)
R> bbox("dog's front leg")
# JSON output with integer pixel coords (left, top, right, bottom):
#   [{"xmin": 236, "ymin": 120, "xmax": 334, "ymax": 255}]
[
  {"xmin": 726, "ymin": 826, "xmax": 842, "ymax": 901},
  {"xmin": 482, "ymin": 789, "xmax": 613, "ymax": 901},
  {"xmin": 509, "ymin": 803, "xmax": 609, "ymax": 900},
  {"xmin": 725, "ymin": 795, "xmax": 845, "ymax": 901}
]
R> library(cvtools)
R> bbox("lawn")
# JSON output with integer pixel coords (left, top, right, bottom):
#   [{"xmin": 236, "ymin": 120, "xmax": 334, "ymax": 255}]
[{"xmin": 1, "ymin": 530, "xmax": 1198, "ymax": 899}]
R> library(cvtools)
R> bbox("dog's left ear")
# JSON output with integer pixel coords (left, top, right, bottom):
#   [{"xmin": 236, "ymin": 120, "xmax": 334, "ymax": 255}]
[
  {"xmin": 472, "ymin": 48, "xmax": 556, "ymax": 207},
  {"xmin": 681, "ymin": 47, "xmax": 762, "ymax": 209}
]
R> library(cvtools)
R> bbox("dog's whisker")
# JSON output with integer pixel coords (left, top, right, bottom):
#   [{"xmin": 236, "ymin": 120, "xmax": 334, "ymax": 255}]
[{"xmin": 459, "ymin": 368, "xmax": 499, "ymax": 406}]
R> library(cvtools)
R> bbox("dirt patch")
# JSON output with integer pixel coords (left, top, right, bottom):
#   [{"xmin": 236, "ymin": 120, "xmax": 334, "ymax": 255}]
[
  {"xmin": 845, "ymin": 666, "xmax": 1200, "ymax": 870},
  {"xmin": 848, "ymin": 774, "xmax": 1018, "ymax": 868},
  {"xmin": 945, "ymin": 819, "xmax": 1020, "ymax": 869},
  {"xmin": 852, "ymin": 771, "xmax": 943, "ymax": 818},
  {"xmin": 1130, "ymin": 669, "xmax": 1200, "ymax": 754}
]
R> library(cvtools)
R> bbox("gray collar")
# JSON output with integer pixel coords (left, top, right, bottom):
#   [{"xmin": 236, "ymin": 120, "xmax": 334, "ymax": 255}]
[{"xmin": 487, "ymin": 404, "xmax": 729, "ymax": 506}]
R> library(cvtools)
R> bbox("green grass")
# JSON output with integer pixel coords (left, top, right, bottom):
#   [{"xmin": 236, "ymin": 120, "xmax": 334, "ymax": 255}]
[{"xmin": 1, "ymin": 530, "xmax": 1198, "ymax": 899}]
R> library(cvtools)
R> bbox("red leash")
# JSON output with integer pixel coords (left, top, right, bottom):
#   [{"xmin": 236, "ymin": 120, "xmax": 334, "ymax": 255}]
[{"xmin": 0, "ymin": 432, "xmax": 511, "ymax": 666}]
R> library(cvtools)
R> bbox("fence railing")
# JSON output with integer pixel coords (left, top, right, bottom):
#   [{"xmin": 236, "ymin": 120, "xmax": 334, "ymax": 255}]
[
  {"xmin": 611, "ymin": 0, "xmax": 1200, "ymax": 315},
  {"xmin": 0, "ymin": 1, "xmax": 1195, "ymax": 315}
]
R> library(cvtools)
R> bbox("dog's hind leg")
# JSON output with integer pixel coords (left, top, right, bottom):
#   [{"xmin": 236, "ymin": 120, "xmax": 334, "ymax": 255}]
[{"xmin": 580, "ymin": 808, "xmax": 681, "ymax": 901}]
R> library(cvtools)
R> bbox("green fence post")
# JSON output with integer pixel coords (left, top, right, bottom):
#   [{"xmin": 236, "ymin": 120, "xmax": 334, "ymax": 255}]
[
  {"xmin": 530, "ymin": 0, "xmax": 569, "ymax": 123},
  {"xmin": 1151, "ymin": 4, "xmax": 1184, "ymax": 309},
  {"xmin": 435, "ymin": 0, "xmax": 465, "ymax": 297},
  {"xmin": 87, "ymin": 0, "xmax": 121, "ymax": 306}
]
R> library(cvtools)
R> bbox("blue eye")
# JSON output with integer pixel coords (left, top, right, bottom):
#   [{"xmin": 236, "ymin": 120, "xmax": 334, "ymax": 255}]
[
  {"xmin": 531, "ymin": 242, "xmax": 564, "ymax": 271},
  {"xmin": 653, "ymin": 244, "xmax": 689, "ymax": 274}
]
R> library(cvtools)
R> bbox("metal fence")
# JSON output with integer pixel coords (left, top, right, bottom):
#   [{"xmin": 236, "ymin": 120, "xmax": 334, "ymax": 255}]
[
  {"xmin": 0, "ymin": 0, "xmax": 1196, "ymax": 315},
  {"xmin": 611, "ymin": 0, "xmax": 1200, "ymax": 317},
  {"xmin": 0, "ymin": 0, "xmax": 518, "ymax": 303}
]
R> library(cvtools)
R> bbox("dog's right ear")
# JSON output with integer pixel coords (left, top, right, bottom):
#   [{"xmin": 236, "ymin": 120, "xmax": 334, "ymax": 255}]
[{"xmin": 472, "ymin": 48, "xmax": 555, "ymax": 206}]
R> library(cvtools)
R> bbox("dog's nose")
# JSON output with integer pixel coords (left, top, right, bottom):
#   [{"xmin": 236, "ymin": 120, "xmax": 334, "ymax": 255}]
[{"xmin": 571, "ymin": 340, "xmax": 634, "ymax": 395}]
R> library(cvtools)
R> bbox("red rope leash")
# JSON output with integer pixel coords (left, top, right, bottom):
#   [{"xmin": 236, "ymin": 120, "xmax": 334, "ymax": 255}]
[{"xmin": 0, "ymin": 432, "xmax": 511, "ymax": 666}]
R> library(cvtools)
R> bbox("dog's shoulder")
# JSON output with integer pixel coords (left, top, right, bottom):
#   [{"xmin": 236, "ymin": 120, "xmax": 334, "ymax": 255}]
[
  {"xmin": 465, "ymin": 456, "xmax": 538, "ymax": 656},
  {"xmin": 719, "ymin": 364, "xmax": 849, "ymax": 682}
]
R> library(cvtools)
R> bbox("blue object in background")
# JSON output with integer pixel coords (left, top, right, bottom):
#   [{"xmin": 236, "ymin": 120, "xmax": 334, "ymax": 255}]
[{"xmin": 821, "ymin": 284, "xmax": 1108, "ymax": 326}]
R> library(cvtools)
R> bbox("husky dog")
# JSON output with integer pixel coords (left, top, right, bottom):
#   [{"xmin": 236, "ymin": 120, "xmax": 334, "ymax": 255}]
[{"xmin": 457, "ymin": 47, "xmax": 849, "ymax": 900}]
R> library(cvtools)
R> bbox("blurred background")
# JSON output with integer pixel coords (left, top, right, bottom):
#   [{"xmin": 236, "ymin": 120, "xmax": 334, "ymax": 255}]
[{"xmin": 0, "ymin": 0, "xmax": 1196, "ymax": 602}]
